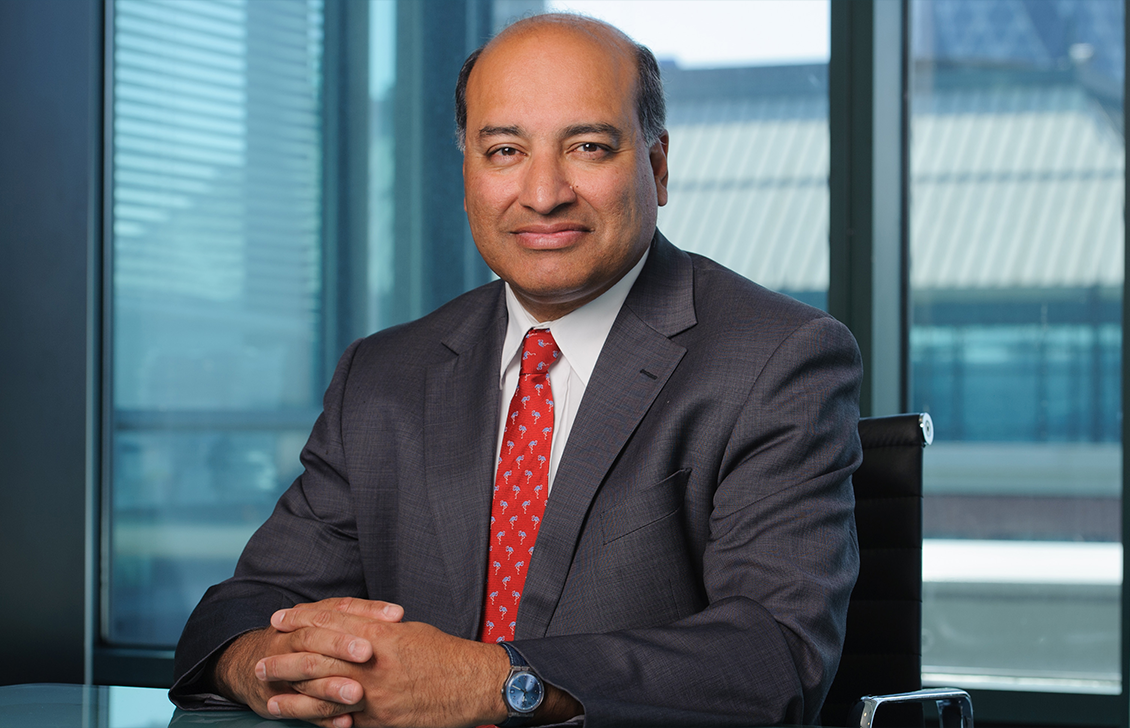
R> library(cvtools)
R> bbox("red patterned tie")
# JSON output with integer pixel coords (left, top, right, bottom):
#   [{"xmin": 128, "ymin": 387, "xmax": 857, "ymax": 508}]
[{"xmin": 480, "ymin": 328, "xmax": 559, "ymax": 643}]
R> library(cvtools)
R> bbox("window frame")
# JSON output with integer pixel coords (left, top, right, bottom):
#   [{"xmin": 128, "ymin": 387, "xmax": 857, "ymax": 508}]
[{"xmin": 829, "ymin": 2, "xmax": 1128, "ymax": 724}]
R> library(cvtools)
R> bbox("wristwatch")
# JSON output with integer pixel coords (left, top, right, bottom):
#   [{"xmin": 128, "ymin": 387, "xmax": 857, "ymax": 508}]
[{"xmin": 497, "ymin": 641, "xmax": 544, "ymax": 727}]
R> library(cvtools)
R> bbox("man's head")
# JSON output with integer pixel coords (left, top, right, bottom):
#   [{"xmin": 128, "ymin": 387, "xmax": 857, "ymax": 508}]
[
  {"xmin": 457, "ymin": 14, "xmax": 670, "ymax": 322},
  {"xmin": 456, "ymin": 15, "xmax": 667, "ymax": 152}
]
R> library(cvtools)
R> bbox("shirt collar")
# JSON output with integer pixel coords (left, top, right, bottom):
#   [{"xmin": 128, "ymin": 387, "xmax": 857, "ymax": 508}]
[{"xmin": 499, "ymin": 247, "xmax": 650, "ymax": 388}]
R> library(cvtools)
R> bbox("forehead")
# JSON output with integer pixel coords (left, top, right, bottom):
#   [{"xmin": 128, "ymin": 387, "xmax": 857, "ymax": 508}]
[{"xmin": 466, "ymin": 23, "xmax": 639, "ymax": 135}]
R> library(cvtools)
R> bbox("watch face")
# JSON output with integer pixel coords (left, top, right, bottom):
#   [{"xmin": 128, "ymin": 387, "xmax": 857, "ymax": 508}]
[{"xmin": 506, "ymin": 672, "xmax": 544, "ymax": 713}]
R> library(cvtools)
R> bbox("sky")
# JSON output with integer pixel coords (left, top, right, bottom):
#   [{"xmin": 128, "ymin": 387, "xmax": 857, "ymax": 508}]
[
  {"xmin": 371, "ymin": 0, "xmax": 830, "ymax": 97},
  {"xmin": 546, "ymin": 0, "xmax": 830, "ymax": 68}
]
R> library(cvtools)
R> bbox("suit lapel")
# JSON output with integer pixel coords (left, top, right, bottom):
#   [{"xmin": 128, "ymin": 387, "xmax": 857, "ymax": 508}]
[
  {"xmin": 516, "ymin": 234, "xmax": 697, "ymax": 638},
  {"xmin": 423, "ymin": 289, "xmax": 507, "ymax": 639}
]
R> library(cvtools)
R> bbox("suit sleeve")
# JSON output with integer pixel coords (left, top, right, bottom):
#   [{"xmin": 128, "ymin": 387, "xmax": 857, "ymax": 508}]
[
  {"xmin": 512, "ymin": 315, "xmax": 863, "ymax": 727},
  {"xmin": 169, "ymin": 339, "xmax": 369, "ymax": 709}
]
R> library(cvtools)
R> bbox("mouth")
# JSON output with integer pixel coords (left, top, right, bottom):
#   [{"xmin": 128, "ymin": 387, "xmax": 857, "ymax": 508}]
[{"xmin": 511, "ymin": 223, "xmax": 590, "ymax": 250}]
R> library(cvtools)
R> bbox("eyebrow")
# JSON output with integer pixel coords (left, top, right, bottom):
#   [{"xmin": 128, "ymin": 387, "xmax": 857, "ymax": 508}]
[
  {"xmin": 563, "ymin": 123, "xmax": 622, "ymax": 145},
  {"xmin": 476, "ymin": 125, "xmax": 523, "ymax": 142},
  {"xmin": 475, "ymin": 123, "xmax": 624, "ymax": 145}
]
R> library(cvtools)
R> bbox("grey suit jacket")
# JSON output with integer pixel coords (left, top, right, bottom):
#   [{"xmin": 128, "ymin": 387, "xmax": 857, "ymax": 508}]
[{"xmin": 171, "ymin": 233, "xmax": 863, "ymax": 726}]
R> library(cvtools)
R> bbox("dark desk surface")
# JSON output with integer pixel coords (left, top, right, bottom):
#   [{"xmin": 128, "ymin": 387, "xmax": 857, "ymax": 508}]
[{"xmin": 0, "ymin": 684, "xmax": 306, "ymax": 728}]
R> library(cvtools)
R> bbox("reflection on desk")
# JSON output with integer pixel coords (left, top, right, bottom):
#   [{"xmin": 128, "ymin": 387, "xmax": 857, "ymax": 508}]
[{"xmin": 0, "ymin": 684, "xmax": 305, "ymax": 728}]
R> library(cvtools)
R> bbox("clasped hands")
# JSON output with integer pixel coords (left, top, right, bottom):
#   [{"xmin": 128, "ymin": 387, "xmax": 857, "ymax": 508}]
[{"xmin": 212, "ymin": 597, "xmax": 511, "ymax": 728}]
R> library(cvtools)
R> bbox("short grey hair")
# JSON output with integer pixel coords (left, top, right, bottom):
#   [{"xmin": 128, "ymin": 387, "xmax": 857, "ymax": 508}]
[{"xmin": 454, "ymin": 15, "xmax": 666, "ymax": 152}]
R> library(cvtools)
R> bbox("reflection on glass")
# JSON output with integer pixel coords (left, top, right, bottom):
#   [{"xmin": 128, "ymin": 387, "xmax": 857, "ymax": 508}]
[
  {"xmin": 910, "ymin": 0, "xmax": 1124, "ymax": 692},
  {"xmin": 109, "ymin": 686, "xmax": 176, "ymax": 728},
  {"xmin": 0, "ymin": 685, "xmax": 175, "ymax": 728},
  {"xmin": 368, "ymin": 0, "xmax": 397, "ymax": 331},
  {"xmin": 108, "ymin": 0, "xmax": 326, "ymax": 646}
]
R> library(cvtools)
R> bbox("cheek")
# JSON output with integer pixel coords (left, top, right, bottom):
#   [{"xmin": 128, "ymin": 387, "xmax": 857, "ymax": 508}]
[
  {"xmin": 464, "ymin": 173, "xmax": 513, "ymax": 218},
  {"xmin": 581, "ymin": 172, "xmax": 639, "ymax": 221},
  {"xmin": 606, "ymin": 182, "xmax": 646, "ymax": 228},
  {"xmin": 465, "ymin": 196, "xmax": 507, "ymax": 247}
]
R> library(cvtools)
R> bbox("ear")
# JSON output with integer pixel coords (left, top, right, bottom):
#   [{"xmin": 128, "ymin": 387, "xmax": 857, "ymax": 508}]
[{"xmin": 650, "ymin": 131, "xmax": 670, "ymax": 207}]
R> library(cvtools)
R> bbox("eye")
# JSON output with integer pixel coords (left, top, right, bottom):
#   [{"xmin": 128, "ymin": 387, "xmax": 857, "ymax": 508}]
[
  {"xmin": 486, "ymin": 145, "xmax": 524, "ymax": 166},
  {"xmin": 573, "ymin": 141, "xmax": 612, "ymax": 160}
]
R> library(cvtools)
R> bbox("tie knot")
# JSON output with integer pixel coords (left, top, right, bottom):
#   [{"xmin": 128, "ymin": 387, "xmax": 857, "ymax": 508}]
[{"xmin": 520, "ymin": 329, "xmax": 560, "ymax": 376}]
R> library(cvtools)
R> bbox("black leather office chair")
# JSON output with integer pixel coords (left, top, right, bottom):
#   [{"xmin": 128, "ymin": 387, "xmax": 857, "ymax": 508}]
[{"xmin": 821, "ymin": 413, "xmax": 973, "ymax": 728}]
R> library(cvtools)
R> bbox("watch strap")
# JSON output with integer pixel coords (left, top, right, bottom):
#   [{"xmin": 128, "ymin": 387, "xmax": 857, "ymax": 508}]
[
  {"xmin": 497, "ymin": 642, "xmax": 542, "ymax": 728},
  {"xmin": 500, "ymin": 641, "xmax": 526, "ymax": 668}
]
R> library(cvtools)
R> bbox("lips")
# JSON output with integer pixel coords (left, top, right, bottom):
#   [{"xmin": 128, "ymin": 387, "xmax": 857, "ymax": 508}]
[{"xmin": 512, "ymin": 223, "xmax": 590, "ymax": 249}]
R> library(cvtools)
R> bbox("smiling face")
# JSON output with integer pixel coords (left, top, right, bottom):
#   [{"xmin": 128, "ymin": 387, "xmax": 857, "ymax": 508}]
[{"xmin": 462, "ymin": 19, "xmax": 669, "ymax": 321}]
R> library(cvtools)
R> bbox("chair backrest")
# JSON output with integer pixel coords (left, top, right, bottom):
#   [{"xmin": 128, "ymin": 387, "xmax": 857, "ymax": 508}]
[{"xmin": 821, "ymin": 413, "xmax": 932, "ymax": 728}]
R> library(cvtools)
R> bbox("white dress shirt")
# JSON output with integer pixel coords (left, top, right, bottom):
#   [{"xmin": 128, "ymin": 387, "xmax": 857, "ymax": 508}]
[{"xmin": 495, "ymin": 248, "xmax": 650, "ymax": 492}]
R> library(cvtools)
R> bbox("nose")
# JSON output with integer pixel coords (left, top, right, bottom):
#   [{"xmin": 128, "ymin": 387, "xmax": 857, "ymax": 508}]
[{"xmin": 517, "ymin": 153, "xmax": 576, "ymax": 214}]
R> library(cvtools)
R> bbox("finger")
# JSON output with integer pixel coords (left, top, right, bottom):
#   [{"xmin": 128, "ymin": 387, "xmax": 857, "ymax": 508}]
[
  {"xmin": 264, "ymin": 614, "xmax": 370, "ymax": 664},
  {"xmin": 335, "ymin": 597, "xmax": 405, "ymax": 622},
  {"xmin": 292, "ymin": 597, "xmax": 405, "ymax": 623},
  {"xmin": 257, "ymin": 650, "xmax": 363, "ymax": 683},
  {"xmin": 272, "ymin": 606, "xmax": 396, "ymax": 641},
  {"xmin": 266, "ymin": 614, "xmax": 372, "ymax": 660},
  {"xmin": 289, "ymin": 676, "xmax": 364, "ymax": 706},
  {"xmin": 301, "ymin": 715, "xmax": 353, "ymax": 728},
  {"xmin": 265, "ymin": 691, "xmax": 359, "ymax": 725}
]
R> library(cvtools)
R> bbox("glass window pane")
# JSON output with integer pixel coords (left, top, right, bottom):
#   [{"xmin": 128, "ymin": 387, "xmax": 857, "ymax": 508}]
[
  {"xmin": 107, "ymin": 0, "xmax": 325, "ymax": 646},
  {"xmin": 366, "ymin": 0, "xmax": 494, "ymax": 331},
  {"xmin": 910, "ymin": 0, "xmax": 1124, "ymax": 692},
  {"xmin": 544, "ymin": 0, "xmax": 831, "ymax": 309},
  {"xmin": 368, "ymin": 0, "xmax": 829, "ymax": 330}
]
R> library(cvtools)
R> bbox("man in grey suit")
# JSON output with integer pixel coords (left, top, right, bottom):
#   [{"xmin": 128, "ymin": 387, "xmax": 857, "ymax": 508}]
[{"xmin": 171, "ymin": 13, "xmax": 862, "ymax": 728}]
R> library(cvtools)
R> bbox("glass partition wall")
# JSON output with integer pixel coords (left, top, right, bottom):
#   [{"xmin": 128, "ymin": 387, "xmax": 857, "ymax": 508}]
[
  {"xmin": 909, "ymin": 0, "xmax": 1125, "ymax": 695},
  {"xmin": 107, "ymin": 0, "xmax": 326, "ymax": 645}
]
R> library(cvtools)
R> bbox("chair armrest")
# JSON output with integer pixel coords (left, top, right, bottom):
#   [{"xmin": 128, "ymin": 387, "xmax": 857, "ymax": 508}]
[{"xmin": 854, "ymin": 687, "xmax": 973, "ymax": 728}]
